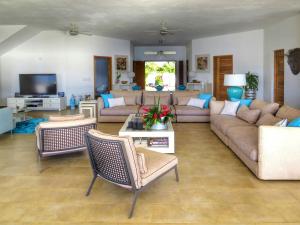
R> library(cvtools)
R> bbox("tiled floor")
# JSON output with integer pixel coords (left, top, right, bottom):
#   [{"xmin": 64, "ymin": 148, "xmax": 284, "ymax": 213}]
[{"xmin": 1, "ymin": 113, "xmax": 300, "ymax": 224}]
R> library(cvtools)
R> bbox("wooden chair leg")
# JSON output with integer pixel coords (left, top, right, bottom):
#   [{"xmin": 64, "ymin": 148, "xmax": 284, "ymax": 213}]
[
  {"xmin": 128, "ymin": 191, "xmax": 140, "ymax": 218},
  {"xmin": 175, "ymin": 166, "xmax": 179, "ymax": 182},
  {"xmin": 86, "ymin": 175, "xmax": 97, "ymax": 196}
]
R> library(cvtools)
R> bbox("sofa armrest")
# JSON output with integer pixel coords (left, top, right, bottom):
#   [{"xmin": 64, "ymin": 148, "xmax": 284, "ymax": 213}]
[
  {"xmin": 258, "ymin": 126, "xmax": 300, "ymax": 180},
  {"xmin": 209, "ymin": 100, "xmax": 224, "ymax": 115},
  {"xmin": 97, "ymin": 97, "xmax": 104, "ymax": 113}
]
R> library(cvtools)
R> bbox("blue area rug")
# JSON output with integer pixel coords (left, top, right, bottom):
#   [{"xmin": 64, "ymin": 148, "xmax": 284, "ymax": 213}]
[{"xmin": 13, "ymin": 118, "xmax": 48, "ymax": 134}]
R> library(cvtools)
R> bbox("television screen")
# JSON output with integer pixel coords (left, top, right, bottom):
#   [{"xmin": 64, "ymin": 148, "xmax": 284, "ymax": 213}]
[{"xmin": 19, "ymin": 74, "xmax": 57, "ymax": 95}]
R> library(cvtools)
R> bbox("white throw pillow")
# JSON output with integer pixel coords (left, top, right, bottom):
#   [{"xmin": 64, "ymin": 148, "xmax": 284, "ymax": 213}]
[
  {"xmin": 220, "ymin": 100, "xmax": 240, "ymax": 116},
  {"xmin": 275, "ymin": 118, "xmax": 288, "ymax": 127},
  {"xmin": 108, "ymin": 97, "xmax": 125, "ymax": 108},
  {"xmin": 187, "ymin": 98, "xmax": 205, "ymax": 108}
]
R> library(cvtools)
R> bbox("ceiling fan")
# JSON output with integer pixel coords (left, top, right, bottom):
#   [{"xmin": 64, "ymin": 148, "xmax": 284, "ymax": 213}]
[
  {"xmin": 144, "ymin": 50, "xmax": 176, "ymax": 55},
  {"xmin": 145, "ymin": 21, "xmax": 181, "ymax": 36},
  {"xmin": 66, "ymin": 24, "xmax": 93, "ymax": 36}
]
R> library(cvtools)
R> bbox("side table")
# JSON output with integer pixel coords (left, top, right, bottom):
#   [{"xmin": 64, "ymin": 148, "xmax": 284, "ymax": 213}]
[{"xmin": 79, "ymin": 100, "xmax": 98, "ymax": 118}]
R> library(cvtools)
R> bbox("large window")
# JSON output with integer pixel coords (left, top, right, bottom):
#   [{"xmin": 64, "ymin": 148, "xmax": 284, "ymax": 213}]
[{"xmin": 145, "ymin": 61, "xmax": 176, "ymax": 91}]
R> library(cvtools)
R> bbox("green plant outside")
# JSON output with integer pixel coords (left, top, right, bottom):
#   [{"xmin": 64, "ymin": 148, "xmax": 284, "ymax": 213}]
[{"xmin": 245, "ymin": 71, "xmax": 259, "ymax": 91}]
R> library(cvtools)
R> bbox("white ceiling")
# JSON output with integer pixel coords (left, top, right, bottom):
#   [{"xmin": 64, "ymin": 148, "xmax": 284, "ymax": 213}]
[
  {"xmin": 0, "ymin": 0, "xmax": 299, "ymax": 45},
  {"xmin": 0, "ymin": 25, "xmax": 25, "ymax": 44}
]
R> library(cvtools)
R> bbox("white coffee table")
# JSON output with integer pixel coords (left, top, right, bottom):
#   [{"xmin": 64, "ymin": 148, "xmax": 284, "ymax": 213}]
[{"xmin": 119, "ymin": 114, "xmax": 175, "ymax": 153}]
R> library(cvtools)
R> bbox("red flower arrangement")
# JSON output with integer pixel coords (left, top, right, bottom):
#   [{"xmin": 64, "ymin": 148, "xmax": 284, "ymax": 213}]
[{"xmin": 142, "ymin": 98, "xmax": 174, "ymax": 129}]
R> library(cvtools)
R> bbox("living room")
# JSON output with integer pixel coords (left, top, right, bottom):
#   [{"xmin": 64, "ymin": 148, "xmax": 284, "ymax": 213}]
[{"xmin": 1, "ymin": 0, "xmax": 300, "ymax": 224}]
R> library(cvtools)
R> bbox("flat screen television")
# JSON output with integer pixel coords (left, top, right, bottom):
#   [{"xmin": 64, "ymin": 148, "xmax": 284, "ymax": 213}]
[{"xmin": 19, "ymin": 74, "xmax": 57, "ymax": 96}]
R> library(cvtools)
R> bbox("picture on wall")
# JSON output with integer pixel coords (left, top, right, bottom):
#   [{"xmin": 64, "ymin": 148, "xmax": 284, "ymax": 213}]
[
  {"xmin": 195, "ymin": 54, "xmax": 210, "ymax": 72},
  {"xmin": 115, "ymin": 55, "xmax": 128, "ymax": 71}
]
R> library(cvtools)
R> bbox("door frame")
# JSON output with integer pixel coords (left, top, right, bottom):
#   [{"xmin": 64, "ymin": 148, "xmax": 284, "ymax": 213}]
[
  {"xmin": 274, "ymin": 49, "xmax": 284, "ymax": 105},
  {"xmin": 94, "ymin": 56, "xmax": 112, "ymax": 97},
  {"xmin": 213, "ymin": 54, "xmax": 233, "ymax": 100}
]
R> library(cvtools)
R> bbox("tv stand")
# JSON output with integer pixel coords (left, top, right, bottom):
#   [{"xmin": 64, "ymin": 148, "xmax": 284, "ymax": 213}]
[{"xmin": 7, "ymin": 96, "xmax": 66, "ymax": 112}]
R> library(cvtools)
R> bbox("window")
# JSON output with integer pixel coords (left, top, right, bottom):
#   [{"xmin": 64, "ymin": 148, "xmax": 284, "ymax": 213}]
[{"xmin": 145, "ymin": 61, "xmax": 176, "ymax": 91}]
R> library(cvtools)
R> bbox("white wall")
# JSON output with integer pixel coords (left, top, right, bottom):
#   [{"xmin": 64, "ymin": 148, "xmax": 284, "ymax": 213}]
[
  {"xmin": 264, "ymin": 14, "xmax": 300, "ymax": 108},
  {"xmin": 0, "ymin": 30, "xmax": 131, "ymax": 103},
  {"xmin": 134, "ymin": 46, "xmax": 186, "ymax": 61},
  {"xmin": 0, "ymin": 25, "xmax": 25, "ymax": 44},
  {"xmin": 191, "ymin": 29, "xmax": 264, "ymax": 99}
]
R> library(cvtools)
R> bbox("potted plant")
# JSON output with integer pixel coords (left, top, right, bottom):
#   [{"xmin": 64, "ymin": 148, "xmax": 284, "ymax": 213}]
[
  {"xmin": 142, "ymin": 98, "xmax": 174, "ymax": 130},
  {"xmin": 245, "ymin": 71, "xmax": 259, "ymax": 99}
]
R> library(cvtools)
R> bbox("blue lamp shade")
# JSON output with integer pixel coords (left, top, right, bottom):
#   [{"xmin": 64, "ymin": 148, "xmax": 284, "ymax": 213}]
[{"xmin": 224, "ymin": 74, "xmax": 246, "ymax": 100}]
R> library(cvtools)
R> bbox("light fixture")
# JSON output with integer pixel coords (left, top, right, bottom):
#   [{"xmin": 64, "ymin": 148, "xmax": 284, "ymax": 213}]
[{"xmin": 224, "ymin": 74, "xmax": 246, "ymax": 100}]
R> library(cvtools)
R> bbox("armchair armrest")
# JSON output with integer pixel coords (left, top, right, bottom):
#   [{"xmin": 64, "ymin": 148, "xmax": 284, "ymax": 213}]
[{"xmin": 258, "ymin": 126, "xmax": 300, "ymax": 180}]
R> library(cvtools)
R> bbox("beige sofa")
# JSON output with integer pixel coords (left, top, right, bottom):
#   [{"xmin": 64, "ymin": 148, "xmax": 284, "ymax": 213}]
[
  {"xmin": 138, "ymin": 91, "xmax": 175, "ymax": 115},
  {"xmin": 172, "ymin": 91, "xmax": 211, "ymax": 122},
  {"xmin": 97, "ymin": 90, "xmax": 142, "ymax": 122},
  {"xmin": 210, "ymin": 100, "xmax": 300, "ymax": 180}
]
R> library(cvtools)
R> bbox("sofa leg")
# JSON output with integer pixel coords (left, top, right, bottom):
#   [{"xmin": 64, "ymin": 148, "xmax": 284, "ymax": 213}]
[
  {"xmin": 175, "ymin": 166, "xmax": 179, "ymax": 182},
  {"xmin": 86, "ymin": 175, "xmax": 97, "ymax": 196},
  {"xmin": 128, "ymin": 191, "xmax": 140, "ymax": 218}
]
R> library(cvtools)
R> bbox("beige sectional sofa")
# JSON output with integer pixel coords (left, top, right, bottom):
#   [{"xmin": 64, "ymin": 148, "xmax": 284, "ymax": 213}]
[
  {"xmin": 210, "ymin": 99, "xmax": 300, "ymax": 180},
  {"xmin": 172, "ymin": 91, "xmax": 211, "ymax": 122},
  {"xmin": 97, "ymin": 90, "xmax": 142, "ymax": 122},
  {"xmin": 98, "ymin": 90, "xmax": 213, "ymax": 123}
]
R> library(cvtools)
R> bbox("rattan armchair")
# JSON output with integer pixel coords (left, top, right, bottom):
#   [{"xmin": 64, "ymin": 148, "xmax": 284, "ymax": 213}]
[
  {"xmin": 84, "ymin": 129, "xmax": 179, "ymax": 218},
  {"xmin": 36, "ymin": 117, "xmax": 97, "ymax": 165}
]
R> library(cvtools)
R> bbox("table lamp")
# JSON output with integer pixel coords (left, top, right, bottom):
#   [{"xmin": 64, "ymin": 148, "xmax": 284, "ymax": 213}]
[
  {"xmin": 127, "ymin": 72, "xmax": 135, "ymax": 84},
  {"xmin": 224, "ymin": 74, "xmax": 246, "ymax": 100}
]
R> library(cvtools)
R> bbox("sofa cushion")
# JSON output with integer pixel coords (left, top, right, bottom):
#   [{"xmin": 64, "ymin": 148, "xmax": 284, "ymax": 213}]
[
  {"xmin": 177, "ymin": 96, "xmax": 191, "ymax": 105},
  {"xmin": 210, "ymin": 114, "xmax": 251, "ymax": 135},
  {"xmin": 139, "ymin": 105, "xmax": 175, "ymax": 114},
  {"xmin": 111, "ymin": 90, "xmax": 142, "ymax": 105},
  {"xmin": 256, "ymin": 113, "xmax": 282, "ymax": 126},
  {"xmin": 172, "ymin": 90, "xmax": 199, "ymax": 105},
  {"xmin": 100, "ymin": 105, "xmax": 139, "ymax": 116},
  {"xmin": 124, "ymin": 96, "xmax": 137, "ymax": 105},
  {"xmin": 210, "ymin": 100, "xmax": 225, "ymax": 115},
  {"xmin": 227, "ymin": 126, "xmax": 258, "ymax": 161},
  {"xmin": 174, "ymin": 105, "xmax": 210, "ymax": 116},
  {"xmin": 237, "ymin": 105, "xmax": 261, "ymax": 124},
  {"xmin": 144, "ymin": 96, "xmax": 155, "ymax": 105},
  {"xmin": 276, "ymin": 105, "xmax": 300, "ymax": 122},
  {"xmin": 250, "ymin": 99, "xmax": 279, "ymax": 116},
  {"xmin": 220, "ymin": 100, "xmax": 240, "ymax": 116}
]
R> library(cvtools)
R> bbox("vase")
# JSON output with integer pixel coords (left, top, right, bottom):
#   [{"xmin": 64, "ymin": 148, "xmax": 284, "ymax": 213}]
[
  {"xmin": 245, "ymin": 89, "xmax": 256, "ymax": 100},
  {"xmin": 151, "ymin": 122, "xmax": 167, "ymax": 130},
  {"xmin": 226, "ymin": 86, "xmax": 244, "ymax": 100}
]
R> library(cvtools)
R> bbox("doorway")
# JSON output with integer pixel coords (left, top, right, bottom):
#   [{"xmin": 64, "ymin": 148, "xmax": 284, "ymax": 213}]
[
  {"xmin": 213, "ymin": 55, "xmax": 233, "ymax": 100},
  {"xmin": 94, "ymin": 56, "xmax": 112, "ymax": 98},
  {"xmin": 274, "ymin": 49, "xmax": 284, "ymax": 105}
]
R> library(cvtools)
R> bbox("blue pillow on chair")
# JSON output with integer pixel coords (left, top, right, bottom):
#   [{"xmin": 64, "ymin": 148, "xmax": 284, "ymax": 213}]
[
  {"xmin": 198, "ymin": 93, "xmax": 213, "ymax": 109},
  {"xmin": 101, "ymin": 93, "xmax": 113, "ymax": 108},
  {"xmin": 231, "ymin": 98, "xmax": 252, "ymax": 108},
  {"xmin": 287, "ymin": 117, "xmax": 300, "ymax": 127}
]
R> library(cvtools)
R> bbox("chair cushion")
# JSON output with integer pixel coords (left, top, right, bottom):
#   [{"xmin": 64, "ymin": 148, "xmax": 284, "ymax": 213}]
[
  {"xmin": 210, "ymin": 114, "xmax": 251, "ymax": 135},
  {"xmin": 174, "ymin": 105, "xmax": 210, "ymax": 116},
  {"xmin": 100, "ymin": 105, "xmax": 139, "ymax": 116},
  {"xmin": 227, "ymin": 126, "xmax": 258, "ymax": 161},
  {"xmin": 136, "ymin": 148, "xmax": 178, "ymax": 187},
  {"xmin": 48, "ymin": 114, "xmax": 85, "ymax": 122}
]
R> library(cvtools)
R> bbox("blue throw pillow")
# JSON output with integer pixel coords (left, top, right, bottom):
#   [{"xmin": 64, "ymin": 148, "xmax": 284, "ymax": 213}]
[
  {"xmin": 101, "ymin": 93, "xmax": 113, "ymax": 108},
  {"xmin": 198, "ymin": 93, "xmax": 213, "ymax": 109},
  {"xmin": 132, "ymin": 85, "xmax": 141, "ymax": 91},
  {"xmin": 231, "ymin": 98, "xmax": 252, "ymax": 108},
  {"xmin": 287, "ymin": 117, "xmax": 300, "ymax": 127}
]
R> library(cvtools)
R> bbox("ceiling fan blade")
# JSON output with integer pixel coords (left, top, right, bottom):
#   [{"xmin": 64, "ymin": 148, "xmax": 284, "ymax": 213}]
[
  {"xmin": 144, "ymin": 51, "xmax": 158, "ymax": 55},
  {"xmin": 144, "ymin": 30, "xmax": 158, "ymax": 33},
  {"xmin": 163, "ymin": 51, "xmax": 176, "ymax": 55},
  {"xmin": 79, "ymin": 31, "xmax": 93, "ymax": 36}
]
